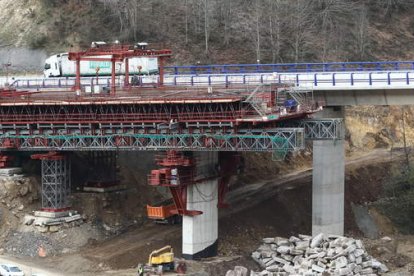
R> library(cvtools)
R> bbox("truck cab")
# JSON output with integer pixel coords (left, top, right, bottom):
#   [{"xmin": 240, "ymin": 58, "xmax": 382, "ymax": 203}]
[{"xmin": 44, "ymin": 54, "xmax": 61, "ymax": 77}]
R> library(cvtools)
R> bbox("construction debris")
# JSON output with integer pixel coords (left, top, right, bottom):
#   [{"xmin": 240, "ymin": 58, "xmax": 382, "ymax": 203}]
[
  {"xmin": 250, "ymin": 233, "xmax": 389, "ymax": 275},
  {"xmin": 0, "ymin": 167, "xmax": 22, "ymax": 176},
  {"xmin": 83, "ymin": 184, "xmax": 127, "ymax": 193},
  {"xmin": 25, "ymin": 210, "xmax": 83, "ymax": 232},
  {"xmin": 225, "ymin": 266, "xmax": 248, "ymax": 276}
]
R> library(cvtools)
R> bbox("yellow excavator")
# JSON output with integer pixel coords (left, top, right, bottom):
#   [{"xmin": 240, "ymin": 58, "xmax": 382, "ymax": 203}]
[
  {"xmin": 148, "ymin": 245, "xmax": 175, "ymax": 271},
  {"xmin": 137, "ymin": 246, "xmax": 176, "ymax": 275}
]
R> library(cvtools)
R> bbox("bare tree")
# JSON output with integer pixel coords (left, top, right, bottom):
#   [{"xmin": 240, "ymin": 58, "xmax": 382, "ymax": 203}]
[
  {"xmin": 204, "ymin": 0, "xmax": 209, "ymax": 54},
  {"xmin": 185, "ymin": 0, "xmax": 189, "ymax": 45},
  {"xmin": 314, "ymin": 0, "xmax": 358, "ymax": 61},
  {"xmin": 255, "ymin": 0, "xmax": 261, "ymax": 62},
  {"xmin": 288, "ymin": 0, "xmax": 315, "ymax": 62},
  {"xmin": 401, "ymin": 106, "xmax": 411, "ymax": 171},
  {"xmin": 372, "ymin": 0, "xmax": 414, "ymax": 17},
  {"xmin": 268, "ymin": 0, "xmax": 284, "ymax": 63},
  {"xmin": 356, "ymin": 5, "xmax": 369, "ymax": 60}
]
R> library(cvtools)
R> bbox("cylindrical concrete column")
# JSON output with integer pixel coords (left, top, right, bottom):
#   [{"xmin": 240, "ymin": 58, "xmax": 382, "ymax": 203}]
[
  {"xmin": 182, "ymin": 151, "xmax": 218, "ymax": 260},
  {"xmin": 312, "ymin": 139, "xmax": 345, "ymax": 236}
]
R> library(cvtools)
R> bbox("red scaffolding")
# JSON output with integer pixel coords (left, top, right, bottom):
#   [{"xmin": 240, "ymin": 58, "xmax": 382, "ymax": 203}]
[
  {"xmin": 68, "ymin": 43, "xmax": 172, "ymax": 95},
  {"xmin": 148, "ymin": 151, "xmax": 241, "ymax": 216}
]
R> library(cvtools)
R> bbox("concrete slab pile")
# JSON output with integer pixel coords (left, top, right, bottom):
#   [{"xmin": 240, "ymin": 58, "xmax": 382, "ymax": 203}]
[
  {"xmin": 0, "ymin": 167, "xmax": 22, "ymax": 176},
  {"xmin": 24, "ymin": 210, "xmax": 82, "ymax": 233},
  {"xmin": 250, "ymin": 233, "xmax": 388, "ymax": 275},
  {"xmin": 225, "ymin": 266, "xmax": 248, "ymax": 276}
]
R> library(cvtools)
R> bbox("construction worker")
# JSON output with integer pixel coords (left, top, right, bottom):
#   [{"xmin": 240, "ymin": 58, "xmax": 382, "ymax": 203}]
[
  {"xmin": 171, "ymin": 168, "xmax": 178, "ymax": 185},
  {"xmin": 131, "ymin": 75, "xmax": 140, "ymax": 86},
  {"xmin": 137, "ymin": 263, "xmax": 144, "ymax": 276}
]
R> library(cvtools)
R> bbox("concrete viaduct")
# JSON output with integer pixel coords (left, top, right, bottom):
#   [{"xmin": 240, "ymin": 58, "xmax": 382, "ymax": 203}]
[{"xmin": 4, "ymin": 58, "xmax": 414, "ymax": 259}]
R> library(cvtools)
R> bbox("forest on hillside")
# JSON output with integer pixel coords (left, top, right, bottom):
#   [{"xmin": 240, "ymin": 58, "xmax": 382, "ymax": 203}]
[{"xmin": 14, "ymin": 0, "xmax": 414, "ymax": 63}]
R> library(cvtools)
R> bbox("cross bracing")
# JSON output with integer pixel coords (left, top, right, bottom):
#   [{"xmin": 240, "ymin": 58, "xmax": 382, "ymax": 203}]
[
  {"xmin": 300, "ymin": 119, "xmax": 344, "ymax": 140},
  {"xmin": 41, "ymin": 158, "xmax": 71, "ymax": 209},
  {"xmin": 0, "ymin": 128, "xmax": 304, "ymax": 152}
]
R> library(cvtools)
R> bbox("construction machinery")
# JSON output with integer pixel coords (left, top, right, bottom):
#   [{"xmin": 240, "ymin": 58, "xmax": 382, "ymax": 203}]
[
  {"xmin": 148, "ymin": 246, "xmax": 175, "ymax": 271},
  {"xmin": 146, "ymin": 198, "xmax": 182, "ymax": 225},
  {"xmin": 146, "ymin": 203, "xmax": 181, "ymax": 225},
  {"xmin": 137, "ymin": 246, "xmax": 176, "ymax": 275}
]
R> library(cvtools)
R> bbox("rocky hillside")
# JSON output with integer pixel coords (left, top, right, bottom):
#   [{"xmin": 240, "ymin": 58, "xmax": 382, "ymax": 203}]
[{"xmin": 2, "ymin": 0, "xmax": 414, "ymax": 64}]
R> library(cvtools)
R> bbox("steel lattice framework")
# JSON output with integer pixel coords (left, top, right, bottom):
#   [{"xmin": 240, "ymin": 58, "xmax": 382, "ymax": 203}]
[
  {"xmin": 40, "ymin": 158, "xmax": 71, "ymax": 209},
  {"xmin": 300, "ymin": 119, "xmax": 344, "ymax": 140},
  {"xmin": 0, "ymin": 102, "xmax": 250, "ymax": 125},
  {"xmin": 279, "ymin": 118, "xmax": 344, "ymax": 140},
  {"xmin": 0, "ymin": 128, "xmax": 304, "ymax": 152}
]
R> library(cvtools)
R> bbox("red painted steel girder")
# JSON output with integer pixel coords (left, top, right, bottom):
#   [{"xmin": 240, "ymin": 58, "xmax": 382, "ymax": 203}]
[
  {"xmin": 68, "ymin": 44, "xmax": 172, "ymax": 94},
  {"xmin": 68, "ymin": 48, "xmax": 172, "ymax": 61},
  {"xmin": 31, "ymin": 151, "xmax": 65, "ymax": 161},
  {"xmin": 0, "ymin": 88, "xmax": 33, "ymax": 98}
]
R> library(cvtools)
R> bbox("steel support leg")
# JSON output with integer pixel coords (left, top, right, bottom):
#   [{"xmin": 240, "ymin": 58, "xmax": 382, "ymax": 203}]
[{"xmin": 41, "ymin": 157, "xmax": 71, "ymax": 210}]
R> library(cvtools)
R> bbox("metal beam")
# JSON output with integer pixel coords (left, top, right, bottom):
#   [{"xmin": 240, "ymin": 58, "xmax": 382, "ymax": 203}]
[
  {"xmin": 300, "ymin": 119, "xmax": 344, "ymax": 140},
  {"xmin": 0, "ymin": 128, "xmax": 304, "ymax": 152}
]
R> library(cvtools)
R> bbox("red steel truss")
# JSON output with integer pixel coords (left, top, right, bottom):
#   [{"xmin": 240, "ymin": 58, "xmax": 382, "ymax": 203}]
[
  {"xmin": 0, "ymin": 84, "xmax": 317, "ymax": 152},
  {"xmin": 68, "ymin": 43, "xmax": 172, "ymax": 94},
  {"xmin": 149, "ymin": 151, "xmax": 201, "ymax": 216},
  {"xmin": 148, "ymin": 151, "xmax": 241, "ymax": 216}
]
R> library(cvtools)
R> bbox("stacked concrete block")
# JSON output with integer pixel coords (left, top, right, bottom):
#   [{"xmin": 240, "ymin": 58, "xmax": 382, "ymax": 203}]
[
  {"xmin": 250, "ymin": 233, "xmax": 388, "ymax": 276},
  {"xmin": 226, "ymin": 266, "xmax": 249, "ymax": 276}
]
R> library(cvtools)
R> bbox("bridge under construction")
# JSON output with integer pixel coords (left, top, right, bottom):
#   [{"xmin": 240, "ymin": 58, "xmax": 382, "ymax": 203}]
[{"xmin": 0, "ymin": 43, "xmax": 347, "ymax": 259}]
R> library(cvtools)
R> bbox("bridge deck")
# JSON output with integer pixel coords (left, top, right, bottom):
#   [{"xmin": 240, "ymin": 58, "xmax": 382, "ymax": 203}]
[{"xmin": 0, "ymin": 87, "xmax": 246, "ymax": 106}]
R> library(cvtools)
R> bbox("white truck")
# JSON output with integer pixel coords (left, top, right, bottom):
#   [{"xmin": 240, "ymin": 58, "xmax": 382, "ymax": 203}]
[{"xmin": 43, "ymin": 53, "xmax": 158, "ymax": 77}]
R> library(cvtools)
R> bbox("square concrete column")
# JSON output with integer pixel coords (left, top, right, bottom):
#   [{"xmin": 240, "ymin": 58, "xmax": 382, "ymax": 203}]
[
  {"xmin": 182, "ymin": 151, "xmax": 218, "ymax": 260},
  {"xmin": 312, "ymin": 139, "xmax": 345, "ymax": 236}
]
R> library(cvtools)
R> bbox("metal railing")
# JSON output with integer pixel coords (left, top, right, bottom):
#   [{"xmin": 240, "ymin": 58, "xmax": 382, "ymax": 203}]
[
  {"xmin": 9, "ymin": 71, "xmax": 414, "ymax": 90},
  {"xmin": 165, "ymin": 61, "xmax": 414, "ymax": 75}
]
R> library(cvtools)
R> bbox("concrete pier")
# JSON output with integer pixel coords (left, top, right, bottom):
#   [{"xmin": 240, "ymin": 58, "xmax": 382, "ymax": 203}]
[
  {"xmin": 312, "ymin": 139, "xmax": 345, "ymax": 236},
  {"xmin": 182, "ymin": 152, "xmax": 218, "ymax": 260},
  {"xmin": 312, "ymin": 107, "xmax": 345, "ymax": 236}
]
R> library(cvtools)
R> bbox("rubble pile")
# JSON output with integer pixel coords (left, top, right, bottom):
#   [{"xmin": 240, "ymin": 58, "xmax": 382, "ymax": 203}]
[{"xmin": 250, "ymin": 233, "xmax": 389, "ymax": 275}]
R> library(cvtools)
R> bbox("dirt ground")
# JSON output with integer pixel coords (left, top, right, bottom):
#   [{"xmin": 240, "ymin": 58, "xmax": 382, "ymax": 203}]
[{"xmin": 0, "ymin": 149, "xmax": 414, "ymax": 275}]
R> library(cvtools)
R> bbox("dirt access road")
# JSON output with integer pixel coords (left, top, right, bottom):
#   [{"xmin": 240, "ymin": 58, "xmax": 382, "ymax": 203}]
[
  {"xmin": 81, "ymin": 149, "xmax": 398, "ymax": 268},
  {"xmin": 0, "ymin": 148, "xmax": 401, "ymax": 275}
]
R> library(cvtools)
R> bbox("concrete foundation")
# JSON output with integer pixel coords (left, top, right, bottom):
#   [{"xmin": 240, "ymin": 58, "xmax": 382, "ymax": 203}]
[
  {"xmin": 182, "ymin": 151, "xmax": 218, "ymax": 260},
  {"xmin": 312, "ymin": 139, "xmax": 345, "ymax": 236},
  {"xmin": 0, "ymin": 167, "xmax": 22, "ymax": 176}
]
